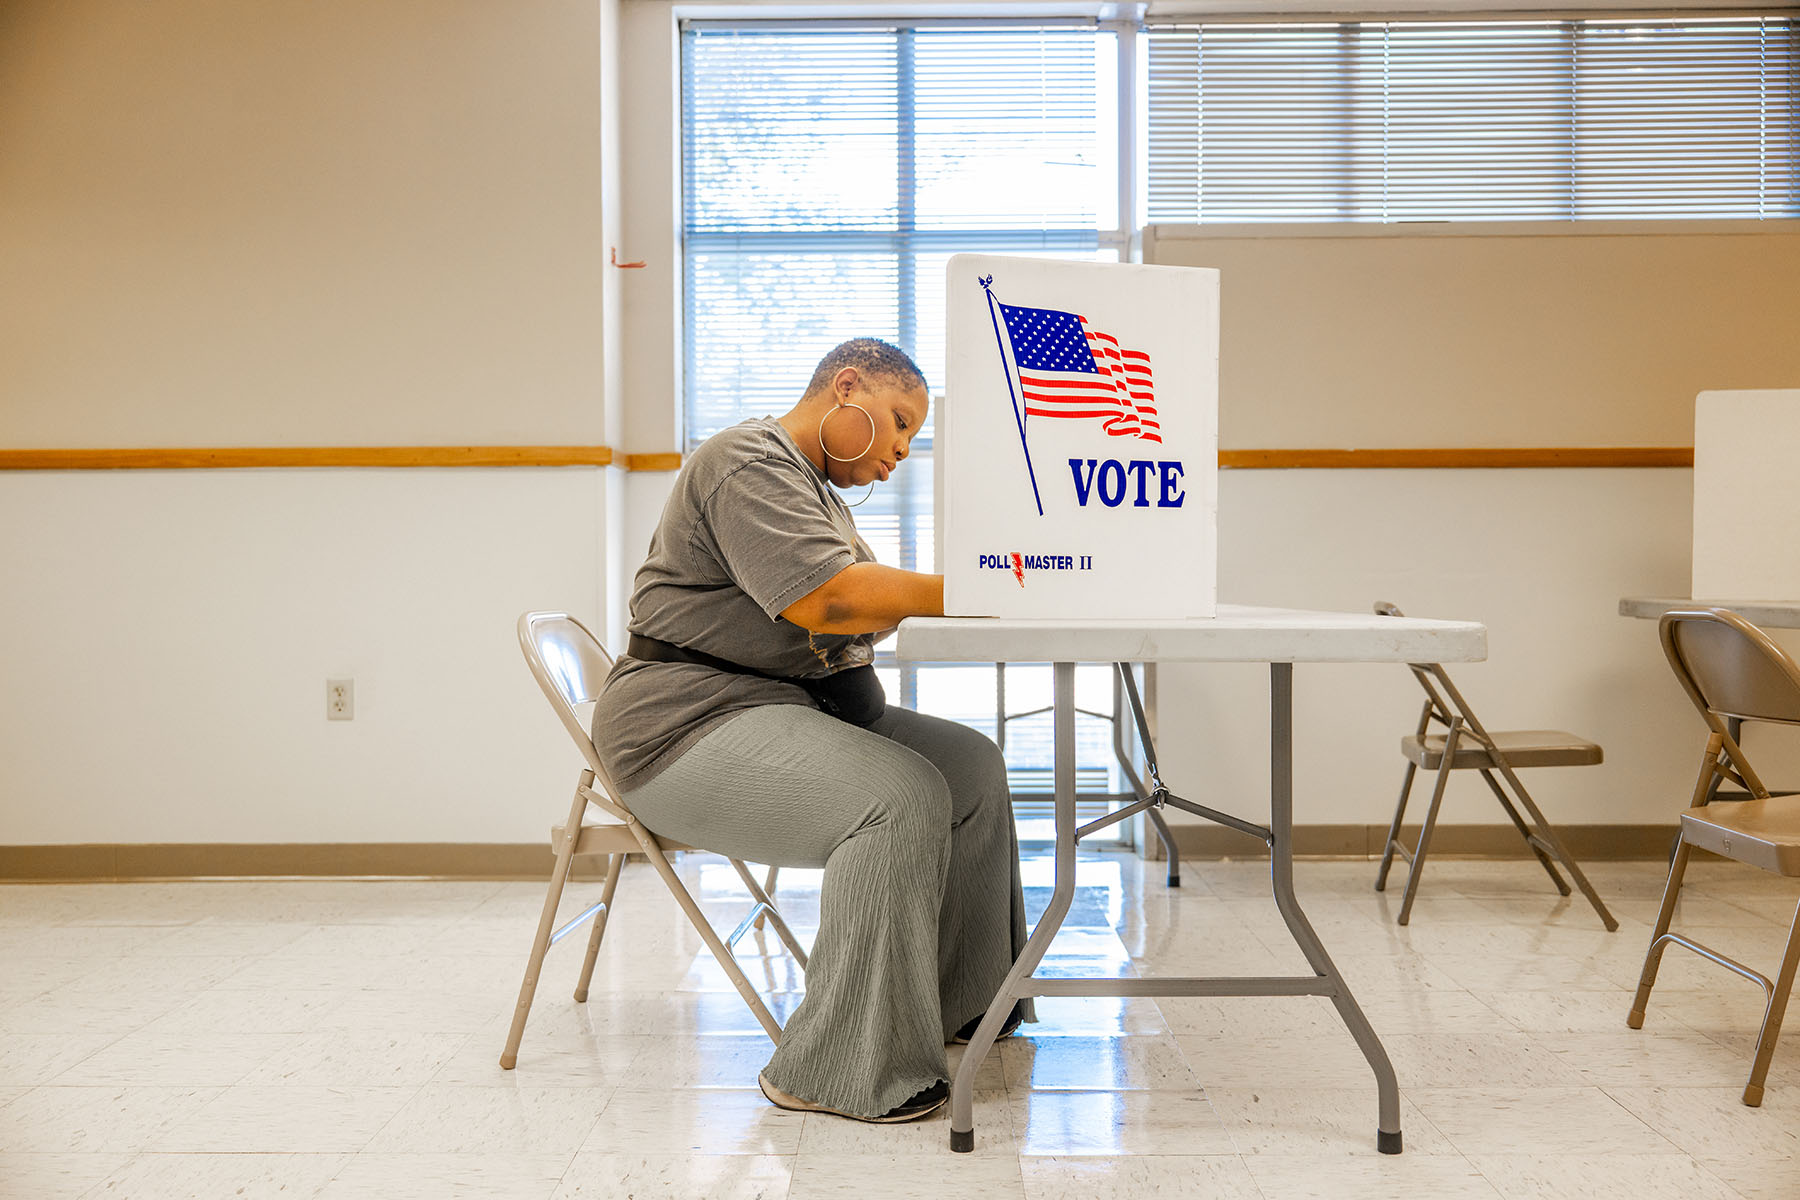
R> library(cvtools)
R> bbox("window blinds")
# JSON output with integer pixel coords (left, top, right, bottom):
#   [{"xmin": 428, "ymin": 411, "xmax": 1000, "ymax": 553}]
[
  {"xmin": 681, "ymin": 25, "xmax": 1104, "ymax": 445},
  {"xmin": 1146, "ymin": 16, "xmax": 1800, "ymax": 222}
]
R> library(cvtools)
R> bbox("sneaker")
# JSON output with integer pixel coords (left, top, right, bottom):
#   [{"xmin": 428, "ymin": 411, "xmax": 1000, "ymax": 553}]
[
  {"xmin": 758, "ymin": 1073, "xmax": 948, "ymax": 1123},
  {"xmin": 951, "ymin": 1002, "xmax": 1025, "ymax": 1045}
]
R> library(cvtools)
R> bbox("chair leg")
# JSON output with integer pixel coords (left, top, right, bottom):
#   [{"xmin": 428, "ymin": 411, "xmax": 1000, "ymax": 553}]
[
  {"xmin": 502, "ymin": 788, "xmax": 587, "ymax": 1070},
  {"xmin": 641, "ymin": 844, "xmax": 785, "ymax": 1045},
  {"xmin": 1490, "ymin": 763, "xmax": 1618, "ymax": 931},
  {"xmin": 1743, "ymin": 893, "xmax": 1800, "ymax": 1106},
  {"xmin": 753, "ymin": 864, "xmax": 780, "ymax": 930},
  {"xmin": 574, "ymin": 853, "xmax": 626, "ymax": 1003},
  {"xmin": 729, "ymin": 858, "xmax": 809, "ymax": 970},
  {"xmin": 1628, "ymin": 839, "xmax": 1693, "ymax": 1030},
  {"xmin": 1376, "ymin": 761, "xmax": 1419, "ymax": 892},
  {"xmin": 1478, "ymin": 768, "xmax": 1571, "ymax": 896},
  {"xmin": 1396, "ymin": 720, "xmax": 1463, "ymax": 925}
]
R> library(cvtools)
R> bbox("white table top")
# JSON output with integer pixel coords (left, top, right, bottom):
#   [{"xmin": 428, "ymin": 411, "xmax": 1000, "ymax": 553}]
[
  {"xmin": 895, "ymin": 604, "xmax": 1487, "ymax": 665},
  {"xmin": 1619, "ymin": 596, "xmax": 1800, "ymax": 629}
]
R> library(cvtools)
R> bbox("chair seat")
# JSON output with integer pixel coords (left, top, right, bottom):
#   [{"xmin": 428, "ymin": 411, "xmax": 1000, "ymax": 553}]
[
  {"xmin": 552, "ymin": 822, "xmax": 696, "ymax": 857},
  {"xmin": 1682, "ymin": 797, "xmax": 1800, "ymax": 876},
  {"xmin": 1402, "ymin": 730, "xmax": 1603, "ymax": 771}
]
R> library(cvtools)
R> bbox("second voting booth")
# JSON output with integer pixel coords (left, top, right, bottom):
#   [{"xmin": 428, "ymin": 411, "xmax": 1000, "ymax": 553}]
[{"xmin": 937, "ymin": 255, "xmax": 1219, "ymax": 619}]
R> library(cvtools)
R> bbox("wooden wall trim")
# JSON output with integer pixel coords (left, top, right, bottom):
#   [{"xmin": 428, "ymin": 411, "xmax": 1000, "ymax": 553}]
[
  {"xmin": 0, "ymin": 828, "xmax": 1684, "ymax": 879},
  {"xmin": 0, "ymin": 446, "xmax": 615, "ymax": 470},
  {"xmin": 0, "ymin": 446, "xmax": 1691, "ymax": 472},
  {"xmin": 1164, "ymin": 822, "xmax": 1683, "ymax": 862},
  {"xmin": 1219, "ymin": 447, "xmax": 1693, "ymax": 470}
]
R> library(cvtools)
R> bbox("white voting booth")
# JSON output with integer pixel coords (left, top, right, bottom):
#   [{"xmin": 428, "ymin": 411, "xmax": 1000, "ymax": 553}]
[
  {"xmin": 1692, "ymin": 389, "xmax": 1800, "ymax": 602},
  {"xmin": 937, "ymin": 255, "xmax": 1219, "ymax": 618}
]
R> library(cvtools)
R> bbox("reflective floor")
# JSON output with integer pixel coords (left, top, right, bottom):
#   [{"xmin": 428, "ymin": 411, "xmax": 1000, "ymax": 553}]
[{"xmin": 1, "ymin": 852, "xmax": 1797, "ymax": 1198}]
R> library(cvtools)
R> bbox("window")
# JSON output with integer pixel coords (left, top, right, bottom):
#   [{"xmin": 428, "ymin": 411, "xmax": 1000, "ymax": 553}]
[
  {"xmin": 682, "ymin": 23, "xmax": 1113, "ymax": 440},
  {"xmin": 1146, "ymin": 16, "xmax": 1800, "ymax": 222},
  {"xmin": 680, "ymin": 22, "xmax": 1132, "ymax": 830}
]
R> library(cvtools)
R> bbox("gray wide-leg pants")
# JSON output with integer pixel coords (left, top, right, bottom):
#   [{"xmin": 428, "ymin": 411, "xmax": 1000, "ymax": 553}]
[{"xmin": 621, "ymin": 702, "xmax": 1033, "ymax": 1119}]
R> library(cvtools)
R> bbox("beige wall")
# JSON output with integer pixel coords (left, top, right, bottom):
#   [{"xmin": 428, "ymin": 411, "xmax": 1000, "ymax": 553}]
[
  {"xmin": 0, "ymin": 1, "xmax": 621, "ymax": 852},
  {"xmin": 1146, "ymin": 223, "xmax": 1800, "ymax": 450},
  {"xmin": 0, "ymin": 0, "xmax": 614, "ymax": 447}
]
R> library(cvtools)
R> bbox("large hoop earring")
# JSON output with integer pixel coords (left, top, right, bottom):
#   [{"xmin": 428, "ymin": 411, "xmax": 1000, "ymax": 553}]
[
  {"xmin": 819, "ymin": 401, "xmax": 876, "ymax": 462},
  {"xmin": 819, "ymin": 400, "xmax": 877, "ymax": 507}
]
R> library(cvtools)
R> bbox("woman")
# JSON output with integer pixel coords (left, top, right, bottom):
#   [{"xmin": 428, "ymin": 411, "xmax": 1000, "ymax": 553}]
[{"xmin": 592, "ymin": 337, "xmax": 1031, "ymax": 1123}]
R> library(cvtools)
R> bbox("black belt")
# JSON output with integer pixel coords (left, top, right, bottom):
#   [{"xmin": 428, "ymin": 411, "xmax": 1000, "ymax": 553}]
[{"xmin": 626, "ymin": 633, "xmax": 886, "ymax": 727}]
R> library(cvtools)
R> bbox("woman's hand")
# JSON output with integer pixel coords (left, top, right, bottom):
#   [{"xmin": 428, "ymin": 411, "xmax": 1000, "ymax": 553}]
[{"xmin": 781, "ymin": 563, "xmax": 944, "ymax": 635}]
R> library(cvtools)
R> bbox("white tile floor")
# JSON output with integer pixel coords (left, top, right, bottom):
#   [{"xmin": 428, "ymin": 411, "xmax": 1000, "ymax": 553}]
[{"xmin": 1, "ymin": 853, "xmax": 1796, "ymax": 1199}]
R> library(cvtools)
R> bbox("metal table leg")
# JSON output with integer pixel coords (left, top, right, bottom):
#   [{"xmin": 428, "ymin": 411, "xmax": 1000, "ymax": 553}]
[
  {"xmin": 950, "ymin": 661, "xmax": 1403, "ymax": 1155},
  {"xmin": 1266, "ymin": 663, "xmax": 1403, "ymax": 1154},
  {"xmin": 950, "ymin": 661, "xmax": 1080, "ymax": 1153}
]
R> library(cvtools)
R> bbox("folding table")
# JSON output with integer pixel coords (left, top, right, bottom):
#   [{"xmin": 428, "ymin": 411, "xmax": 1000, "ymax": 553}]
[
  {"xmin": 895, "ymin": 605, "xmax": 1488, "ymax": 1154},
  {"xmin": 1620, "ymin": 597, "xmax": 1800, "ymax": 629}
]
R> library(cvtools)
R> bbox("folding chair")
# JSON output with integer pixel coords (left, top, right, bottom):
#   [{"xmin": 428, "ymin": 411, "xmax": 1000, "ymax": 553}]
[
  {"xmin": 1373, "ymin": 603, "xmax": 1617, "ymax": 930},
  {"xmin": 1629, "ymin": 607, "xmax": 1800, "ymax": 1106},
  {"xmin": 501, "ymin": 611, "xmax": 809, "ymax": 1070}
]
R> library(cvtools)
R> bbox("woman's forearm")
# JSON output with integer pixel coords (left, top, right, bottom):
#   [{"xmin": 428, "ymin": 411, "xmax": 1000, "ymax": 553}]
[{"xmin": 781, "ymin": 562, "xmax": 943, "ymax": 635}]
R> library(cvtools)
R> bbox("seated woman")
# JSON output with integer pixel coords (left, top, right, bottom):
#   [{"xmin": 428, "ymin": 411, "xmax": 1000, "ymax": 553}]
[{"xmin": 592, "ymin": 337, "xmax": 1031, "ymax": 1123}]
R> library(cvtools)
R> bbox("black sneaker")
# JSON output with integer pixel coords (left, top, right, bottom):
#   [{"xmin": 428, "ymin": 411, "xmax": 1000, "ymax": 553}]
[
  {"xmin": 758, "ymin": 1073, "xmax": 948, "ymax": 1123},
  {"xmin": 951, "ymin": 1002, "xmax": 1025, "ymax": 1045}
]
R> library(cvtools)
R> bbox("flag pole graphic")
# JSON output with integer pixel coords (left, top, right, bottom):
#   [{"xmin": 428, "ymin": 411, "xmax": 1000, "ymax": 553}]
[{"xmin": 981, "ymin": 275, "xmax": 1043, "ymax": 517}]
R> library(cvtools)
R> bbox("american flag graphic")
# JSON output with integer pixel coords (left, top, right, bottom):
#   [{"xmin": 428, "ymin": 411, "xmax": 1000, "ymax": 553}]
[{"xmin": 997, "ymin": 301, "xmax": 1159, "ymax": 443}]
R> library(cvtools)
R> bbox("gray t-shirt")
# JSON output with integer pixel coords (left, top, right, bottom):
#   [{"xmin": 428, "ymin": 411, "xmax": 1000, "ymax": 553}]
[{"xmin": 592, "ymin": 416, "xmax": 878, "ymax": 791}]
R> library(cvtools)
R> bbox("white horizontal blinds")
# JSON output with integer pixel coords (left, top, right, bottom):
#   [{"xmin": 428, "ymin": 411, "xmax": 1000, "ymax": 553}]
[
  {"xmin": 682, "ymin": 25, "xmax": 1101, "ymax": 445},
  {"xmin": 684, "ymin": 33, "xmax": 900, "ymax": 234},
  {"xmin": 1385, "ymin": 23, "xmax": 1574, "ymax": 220},
  {"xmin": 1145, "ymin": 16, "xmax": 1800, "ymax": 222},
  {"xmin": 683, "ymin": 32, "xmax": 905, "ymax": 442},
  {"xmin": 912, "ymin": 31, "xmax": 1102, "ymax": 234},
  {"xmin": 1575, "ymin": 19, "xmax": 1800, "ymax": 217},
  {"xmin": 1148, "ymin": 24, "xmax": 1387, "ymax": 221}
]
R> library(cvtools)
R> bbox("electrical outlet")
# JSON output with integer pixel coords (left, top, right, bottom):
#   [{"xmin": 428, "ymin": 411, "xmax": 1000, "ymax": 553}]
[{"xmin": 327, "ymin": 678, "xmax": 354, "ymax": 720}]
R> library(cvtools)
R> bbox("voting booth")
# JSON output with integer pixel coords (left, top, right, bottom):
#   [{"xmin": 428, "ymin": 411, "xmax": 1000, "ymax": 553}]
[
  {"xmin": 1691, "ymin": 389, "xmax": 1800, "ymax": 602},
  {"xmin": 937, "ymin": 255, "xmax": 1219, "ymax": 619}
]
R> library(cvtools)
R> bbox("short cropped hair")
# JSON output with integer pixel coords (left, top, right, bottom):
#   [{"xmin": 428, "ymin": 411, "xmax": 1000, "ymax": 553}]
[{"xmin": 803, "ymin": 338, "xmax": 927, "ymax": 399}]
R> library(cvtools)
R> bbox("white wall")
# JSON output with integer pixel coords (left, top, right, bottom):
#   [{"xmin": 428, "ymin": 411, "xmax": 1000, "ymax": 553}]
[{"xmin": 0, "ymin": 469, "xmax": 606, "ymax": 844}]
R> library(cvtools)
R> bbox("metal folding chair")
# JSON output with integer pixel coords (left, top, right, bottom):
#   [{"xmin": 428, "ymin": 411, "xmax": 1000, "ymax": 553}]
[
  {"xmin": 500, "ymin": 611, "xmax": 808, "ymax": 1070},
  {"xmin": 1374, "ymin": 603, "xmax": 1617, "ymax": 929},
  {"xmin": 1630, "ymin": 607, "xmax": 1800, "ymax": 1106}
]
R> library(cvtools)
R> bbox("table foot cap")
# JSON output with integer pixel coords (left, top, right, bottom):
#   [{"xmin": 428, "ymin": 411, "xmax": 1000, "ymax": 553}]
[
  {"xmin": 950, "ymin": 1129, "xmax": 974, "ymax": 1153},
  {"xmin": 1378, "ymin": 1129, "xmax": 1403, "ymax": 1155}
]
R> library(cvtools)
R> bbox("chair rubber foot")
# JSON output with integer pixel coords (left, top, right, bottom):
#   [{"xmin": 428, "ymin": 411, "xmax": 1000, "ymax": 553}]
[
  {"xmin": 1378, "ymin": 1129, "xmax": 1403, "ymax": 1155},
  {"xmin": 499, "ymin": 1054, "xmax": 517, "ymax": 1070},
  {"xmin": 1167, "ymin": 875, "xmax": 1180, "ymax": 888},
  {"xmin": 950, "ymin": 1129, "xmax": 974, "ymax": 1153},
  {"xmin": 573, "ymin": 989, "xmax": 588, "ymax": 1003}
]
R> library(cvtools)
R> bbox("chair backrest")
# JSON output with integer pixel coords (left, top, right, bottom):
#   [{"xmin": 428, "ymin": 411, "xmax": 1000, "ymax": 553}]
[
  {"xmin": 1374, "ymin": 601, "xmax": 1491, "ymax": 742},
  {"xmin": 1660, "ymin": 608, "xmax": 1800, "ymax": 730},
  {"xmin": 517, "ymin": 610, "xmax": 616, "ymax": 780}
]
